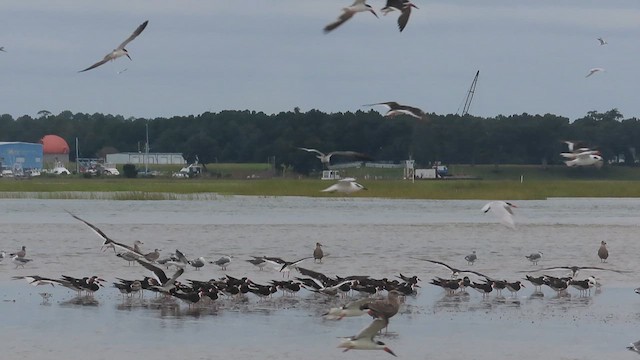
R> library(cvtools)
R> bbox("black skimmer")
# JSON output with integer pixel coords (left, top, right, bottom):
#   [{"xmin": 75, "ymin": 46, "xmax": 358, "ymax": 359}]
[
  {"xmin": 482, "ymin": 201, "xmax": 517, "ymax": 229},
  {"xmin": 491, "ymin": 280, "xmax": 507, "ymax": 296},
  {"xmin": 525, "ymin": 251, "xmax": 543, "ymax": 265},
  {"xmin": 246, "ymin": 256, "xmax": 266, "ymax": 270},
  {"xmin": 598, "ymin": 241, "xmax": 609, "ymax": 262},
  {"xmin": 262, "ymin": 256, "xmax": 310, "ymax": 277},
  {"xmin": 321, "ymin": 178, "xmax": 367, "ymax": 194},
  {"xmin": 113, "ymin": 279, "xmax": 142, "ymax": 297},
  {"xmin": 505, "ymin": 281, "xmax": 525, "ymax": 296},
  {"xmin": 79, "ymin": 20, "xmax": 148, "ymax": 72},
  {"xmin": 297, "ymin": 147, "xmax": 372, "ymax": 168},
  {"xmin": 597, "ymin": 37, "xmax": 607, "ymax": 46},
  {"xmin": 524, "ymin": 275, "xmax": 545, "ymax": 292},
  {"xmin": 568, "ymin": 279, "xmax": 593, "ymax": 296},
  {"xmin": 627, "ymin": 339, "xmax": 640, "ymax": 354},
  {"xmin": 635, "ymin": 288, "xmax": 640, "ymax": 295},
  {"xmin": 68, "ymin": 212, "xmax": 145, "ymax": 257},
  {"xmin": 61, "ymin": 275, "xmax": 105, "ymax": 295},
  {"xmin": 464, "ymin": 251, "xmax": 477, "ymax": 265},
  {"xmin": 13, "ymin": 275, "xmax": 62, "ymax": 287},
  {"xmin": 397, "ymin": 273, "xmax": 420, "ymax": 285},
  {"xmin": 210, "ymin": 256, "xmax": 231, "ymax": 270},
  {"xmin": 470, "ymin": 281, "xmax": 493, "ymax": 297},
  {"xmin": 136, "ymin": 258, "xmax": 184, "ymax": 293},
  {"xmin": 381, "ymin": 0, "xmax": 418, "ymax": 32},
  {"xmin": 171, "ymin": 290, "xmax": 203, "ymax": 306},
  {"xmin": 543, "ymin": 275, "xmax": 570, "ymax": 294},
  {"xmin": 12, "ymin": 255, "xmax": 32, "ymax": 268},
  {"xmin": 412, "ymin": 258, "xmax": 487, "ymax": 278},
  {"xmin": 585, "ymin": 67, "xmax": 605, "ymax": 78},
  {"xmin": 365, "ymin": 101, "xmax": 428, "ymax": 121},
  {"xmin": 11, "ymin": 245, "xmax": 26, "ymax": 258},
  {"xmin": 324, "ymin": 0, "xmax": 378, "ymax": 34},
  {"xmin": 189, "ymin": 257, "xmax": 206, "ymax": 270},
  {"xmin": 429, "ymin": 277, "xmax": 463, "ymax": 294},
  {"xmin": 324, "ymin": 297, "xmax": 374, "ymax": 320},
  {"xmin": 313, "ymin": 243, "xmax": 324, "ymax": 263},
  {"xmin": 337, "ymin": 318, "xmax": 397, "ymax": 356}
]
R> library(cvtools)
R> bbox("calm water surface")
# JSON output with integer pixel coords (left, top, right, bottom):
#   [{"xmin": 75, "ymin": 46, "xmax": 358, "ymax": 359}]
[{"xmin": 1, "ymin": 196, "xmax": 640, "ymax": 360}]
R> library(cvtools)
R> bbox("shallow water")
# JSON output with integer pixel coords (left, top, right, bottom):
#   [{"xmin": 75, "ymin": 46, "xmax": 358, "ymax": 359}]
[{"xmin": 1, "ymin": 197, "xmax": 640, "ymax": 359}]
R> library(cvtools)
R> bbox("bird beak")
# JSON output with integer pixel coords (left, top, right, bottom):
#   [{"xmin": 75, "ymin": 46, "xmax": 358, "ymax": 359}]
[
  {"xmin": 521, "ymin": 283, "xmax": 526, "ymax": 287},
  {"xmin": 370, "ymin": 10, "xmax": 379, "ymax": 18},
  {"xmin": 384, "ymin": 347, "xmax": 397, "ymax": 357},
  {"xmin": 410, "ymin": 3, "xmax": 419, "ymax": 9},
  {"xmin": 126, "ymin": 54, "xmax": 132, "ymax": 61}
]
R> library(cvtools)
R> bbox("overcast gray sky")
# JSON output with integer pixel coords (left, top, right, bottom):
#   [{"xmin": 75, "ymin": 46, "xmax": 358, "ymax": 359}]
[{"xmin": 1, "ymin": 1, "xmax": 638, "ymax": 120}]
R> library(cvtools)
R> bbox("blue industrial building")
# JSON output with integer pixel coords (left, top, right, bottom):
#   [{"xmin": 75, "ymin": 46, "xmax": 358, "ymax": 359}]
[{"xmin": 0, "ymin": 142, "xmax": 44, "ymax": 170}]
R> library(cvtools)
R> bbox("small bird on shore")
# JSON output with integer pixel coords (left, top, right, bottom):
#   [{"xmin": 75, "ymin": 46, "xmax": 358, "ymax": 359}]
[
  {"xmin": 526, "ymin": 251, "xmax": 543, "ymax": 265},
  {"xmin": 598, "ymin": 241, "xmax": 609, "ymax": 263},
  {"xmin": 313, "ymin": 243, "xmax": 324, "ymax": 263},
  {"xmin": 464, "ymin": 251, "xmax": 477, "ymax": 265},
  {"xmin": 11, "ymin": 245, "xmax": 26, "ymax": 258}
]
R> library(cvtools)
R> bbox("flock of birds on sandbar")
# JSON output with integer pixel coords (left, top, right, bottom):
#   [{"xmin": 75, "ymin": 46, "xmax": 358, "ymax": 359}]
[{"xmin": 3, "ymin": 206, "xmax": 638, "ymax": 356}]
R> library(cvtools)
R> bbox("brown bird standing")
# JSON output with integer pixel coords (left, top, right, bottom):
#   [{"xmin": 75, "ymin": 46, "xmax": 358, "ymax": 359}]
[
  {"xmin": 598, "ymin": 241, "xmax": 609, "ymax": 263},
  {"xmin": 313, "ymin": 243, "xmax": 324, "ymax": 263}
]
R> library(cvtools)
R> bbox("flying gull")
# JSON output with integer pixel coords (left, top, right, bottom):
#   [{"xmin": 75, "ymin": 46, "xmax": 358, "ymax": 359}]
[
  {"xmin": 365, "ymin": 101, "xmax": 428, "ymax": 121},
  {"xmin": 324, "ymin": 0, "xmax": 378, "ymax": 34},
  {"xmin": 585, "ymin": 68, "xmax": 605, "ymax": 78},
  {"xmin": 321, "ymin": 178, "xmax": 367, "ymax": 194},
  {"xmin": 297, "ymin": 147, "xmax": 372, "ymax": 168},
  {"xmin": 79, "ymin": 20, "xmax": 149, "ymax": 72},
  {"xmin": 481, "ymin": 201, "xmax": 517, "ymax": 229}
]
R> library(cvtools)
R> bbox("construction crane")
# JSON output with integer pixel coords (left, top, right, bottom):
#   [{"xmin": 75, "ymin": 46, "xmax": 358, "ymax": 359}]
[{"xmin": 459, "ymin": 70, "xmax": 479, "ymax": 116}]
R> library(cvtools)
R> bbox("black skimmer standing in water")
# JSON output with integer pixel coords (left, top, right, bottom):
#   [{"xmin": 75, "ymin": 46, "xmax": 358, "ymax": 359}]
[
  {"xmin": 337, "ymin": 318, "xmax": 397, "ymax": 356},
  {"xmin": 505, "ymin": 281, "xmax": 525, "ymax": 296},
  {"xmin": 411, "ymin": 258, "xmax": 487, "ymax": 279},
  {"xmin": 598, "ymin": 241, "xmax": 609, "ymax": 262},
  {"xmin": 525, "ymin": 251, "xmax": 543, "ymax": 265},
  {"xmin": 524, "ymin": 275, "xmax": 545, "ymax": 292},
  {"xmin": 297, "ymin": 147, "xmax": 372, "ymax": 169},
  {"xmin": 79, "ymin": 20, "xmax": 149, "ymax": 72},
  {"xmin": 324, "ymin": 0, "xmax": 378, "ymax": 34},
  {"xmin": 381, "ymin": 0, "xmax": 418, "ymax": 32},
  {"xmin": 365, "ymin": 101, "xmax": 428, "ymax": 121},
  {"xmin": 482, "ymin": 201, "xmax": 517, "ymax": 229},
  {"xmin": 321, "ymin": 178, "xmax": 367, "ymax": 194},
  {"xmin": 68, "ymin": 212, "xmax": 145, "ymax": 257},
  {"xmin": 568, "ymin": 279, "xmax": 594, "ymax": 296},
  {"xmin": 464, "ymin": 251, "xmax": 477, "ymax": 265},
  {"xmin": 470, "ymin": 281, "xmax": 493, "ymax": 297},
  {"xmin": 313, "ymin": 243, "xmax": 324, "ymax": 263}
]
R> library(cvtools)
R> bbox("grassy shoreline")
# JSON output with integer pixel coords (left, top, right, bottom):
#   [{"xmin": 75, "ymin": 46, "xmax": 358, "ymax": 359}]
[{"xmin": 1, "ymin": 176, "xmax": 640, "ymax": 200}]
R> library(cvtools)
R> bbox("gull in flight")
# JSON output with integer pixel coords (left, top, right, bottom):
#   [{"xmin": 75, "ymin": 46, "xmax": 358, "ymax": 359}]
[
  {"xmin": 365, "ymin": 101, "xmax": 428, "ymax": 121},
  {"xmin": 561, "ymin": 150, "xmax": 603, "ymax": 168},
  {"xmin": 585, "ymin": 68, "xmax": 605, "ymax": 78},
  {"xmin": 0, "ymin": 47, "xmax": 6, "ymax": 52},
  {"xmin": 297, "ymin": 147, "xmax": 373, "ymax": 168},
  {"xmin": 597, "ymin": 37, "xmax": 607, "ymax": 46},
  {"xmin": 79, "ymin": 20, "xmax": 148, "ymax": 72},
  {"xmin": 481, "ymin": 201, "xmax": 517, "ymax": 229},
  {"xmin": 67, "ymin": 211, "xmax": 145, "ymax": 257},
  {"xmin": 324, "ymin": 0, "xmax": 378, "ymax": 34},
  {"xmin": 321, "ymin": 178, "xmax": 367, "ymax": 194},
  {"xmin": 337, "ymin": 318, "xmax": 397, "ymax": 356},
  {"xmin": 381, "ymin": 0, "xmax": 419, "ymax": 32}
]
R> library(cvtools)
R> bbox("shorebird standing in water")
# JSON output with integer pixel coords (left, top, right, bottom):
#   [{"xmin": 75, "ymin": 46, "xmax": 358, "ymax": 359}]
[
  {"xmin": 464, "ymin": 251, "xmax": 477, "ymax": 265},
  {"xmin": 313, "ymin": 242, "xmax": 324, "ymax": 263},
  {"xmin": 598, "ymin": 241, "xmax": 609, "ymax": 262},
  {"xmin": 324, "ymin": 0, "xmax": 378, "ymax": 33},
  {"xmin": 79, "ymin": 20, "xmax": 149, "ymax": 72}
]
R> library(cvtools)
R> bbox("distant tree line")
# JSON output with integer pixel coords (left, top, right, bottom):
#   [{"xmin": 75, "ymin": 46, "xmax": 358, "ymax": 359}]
[{"xmin": 0, "ymin": 108, "xmax": 636, "ymax": 174}]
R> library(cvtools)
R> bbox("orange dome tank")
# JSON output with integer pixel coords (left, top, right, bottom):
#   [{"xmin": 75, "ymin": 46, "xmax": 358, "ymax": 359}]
[{"xmin": 40, "ymin": 135, "xmax": 70, "ymax": 154}]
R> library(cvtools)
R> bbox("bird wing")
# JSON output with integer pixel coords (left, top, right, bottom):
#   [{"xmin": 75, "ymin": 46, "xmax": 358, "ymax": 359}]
[
  {"xmin": 412, "ymin": 258, "xmax": 454, "ymax": 272},
  {"xmin": 397, "ymin": 6, "xmax": 412, "ymax": 32},
  {"xmin": 79, "ymin": 58, "xmax": 111, "ymax": 72},
  {"xmin": 297, "ymin": 147, "xmax": 325, "ymax": 157},
  {"xmin": 116, "ymin": 20, "xmax": 149, "ymax": 50},
  {"xmin": 68, "ymin": 212, "xmax": 143, "ymax": 256},
  {"xmin": 576, "ymin": 266, "xmax": 629, "ymax": 274},
  {"xmin": 175, "ymin": 249, "xmax": 189, "ymax": 264},
  {"xmin": 167, "ymin": 267, "xmax": 185, "ymax": 285},
  {"xmin": 262, "ymin": 256, "xmax": 286, "ymax": 265},
  {"xmin": 481, "ymin": 202, "xmax": 492, "ymax": 213},
  {"xmin": 328, "ymin": 151, "xmax": 374, "ymax": 161},
  {"xmin": 489, "ymin": 203, "xmax": 516, "ymax": 229},
  {"xmin": 364, "ymin": 101, "xmax": 400, "ymax": 109},
  {"xmin": 324, "ymin": 11, "xmax": 355, "ymax": 33},
  {"xmin": 353, "ymin": 318, "xmax": 388, "ymax": 340},
  {"xmin": 136, "ymin": 259, "xmax": 169, "ymax": 284},
  {"xmin": 344, "ymin": 297, "xmax": 375, "ymax": 310},
  {"xmin": 280, "ymin": 257, "xmax": 312, "ymax": 272}
]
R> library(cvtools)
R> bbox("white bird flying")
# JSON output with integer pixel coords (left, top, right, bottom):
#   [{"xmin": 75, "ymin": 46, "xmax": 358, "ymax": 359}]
[
  {"xmin": 481, "ymin": 201, "xmax": 517, "ymax": 229},
  {"xmin": 79, "ymin": 20, "xmax": 148, "ymax": 72},
  {"xmin": 585, "ymin": 68, "xmax": 605, "ymax": 78},
  {"xmin": 561, "ymin": 150, "xmax": 603, "ymax": 168},
  {"xmin": 321, "ymin": 178, "xmax": 367, "ymax": 194},
  {"xmin": 297, "ymin": 147, "xmax": 372, "ymax": 168},
  {"xmin": 324, "ymin": 0, "xmax": 378, "ymax": 34}
]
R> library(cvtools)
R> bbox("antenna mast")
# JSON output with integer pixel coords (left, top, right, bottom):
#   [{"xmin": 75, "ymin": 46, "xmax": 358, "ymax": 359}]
[{"xmin": 462, "ymin": 70, "xmax": 479, "ymax": 116}]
